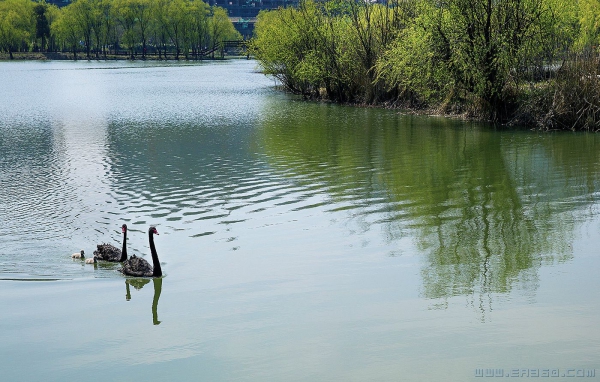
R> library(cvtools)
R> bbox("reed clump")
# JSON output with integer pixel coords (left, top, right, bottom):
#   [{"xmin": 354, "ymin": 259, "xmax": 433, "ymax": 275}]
[
  {"xmin": 512, "ymin": 53, "xmax": 600, "ymax": 131},
  {"xmin": 546, "ymin": 54, "xmax": 600, "ymax": 131}
]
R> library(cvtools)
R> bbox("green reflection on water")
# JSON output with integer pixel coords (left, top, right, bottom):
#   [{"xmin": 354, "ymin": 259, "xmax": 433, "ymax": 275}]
[
  {"xmin": 257, "ymin": 102, "xmax": 600, "ymax": 306},
  {"xmin": 125, "ymin": 277, "xmax": 163, "ymax": 325}
]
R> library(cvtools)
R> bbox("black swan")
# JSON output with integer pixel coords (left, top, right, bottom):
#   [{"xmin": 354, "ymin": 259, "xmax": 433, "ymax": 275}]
[
  {"xmin": 85, "ymin": 256, "xmax": 97, "ymax": 264},
  {"xmin": 94, "ymin": 224, "xmax": 128, "ymax": 262},
  {"xmin": 119, "ymin": 226, "xmax": 162, "ymax": 278},
  {"xmin": 71, "ymin": 250, "xmax": 85, "ymax": 259}
]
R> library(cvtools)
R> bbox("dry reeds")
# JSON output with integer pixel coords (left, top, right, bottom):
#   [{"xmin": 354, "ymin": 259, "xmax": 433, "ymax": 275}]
[{"xmin": 538, "ymin": 53, "xmax": 600, "ymax": 131}]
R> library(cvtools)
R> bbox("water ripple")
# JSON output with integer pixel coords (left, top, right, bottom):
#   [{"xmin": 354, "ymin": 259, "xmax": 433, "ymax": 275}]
[{"xmin": 3, "ymin": 60, "xmax": 599, "ymax": 283}]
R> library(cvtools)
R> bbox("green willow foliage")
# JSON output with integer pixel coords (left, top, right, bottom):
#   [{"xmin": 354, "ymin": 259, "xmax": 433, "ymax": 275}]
[
  {"xmin": 0, "ymin": 0, "xmax": 241, "ymax": 59},
  {"xmin": 0, "ymin": 0, "xmax": 35, "ymax": 58},
  {"xmin": 251, "ymin": 0, "xmax": 600, "ymax": 129},
  {"xmin": 251, "ymin": 0, "xmax": 410, "ymax": 103}
]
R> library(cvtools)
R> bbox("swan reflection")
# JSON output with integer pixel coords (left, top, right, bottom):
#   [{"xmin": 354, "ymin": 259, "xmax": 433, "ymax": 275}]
[{"xmin": 124, "ymin": 278, "xmax": 163, "ymax": 325}]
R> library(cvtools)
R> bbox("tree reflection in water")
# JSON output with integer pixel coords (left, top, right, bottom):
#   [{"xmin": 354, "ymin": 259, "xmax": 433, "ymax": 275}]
[
  {"xmin": 125, "ymin": 278, "xmax": 163, "ymax": 325},
  {"xmin": 257, "ymin": 102, "xmax": 600, "ymax": 319}
]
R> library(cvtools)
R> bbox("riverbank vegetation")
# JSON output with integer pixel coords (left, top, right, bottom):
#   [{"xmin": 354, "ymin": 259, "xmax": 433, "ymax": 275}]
[
  {"xmin": 250, "ymin": 0, "xmax": 600, "ymax": 130},
  {"xmin": 0, "ymin": 0, "xmax": 241, "ymax": 60}
]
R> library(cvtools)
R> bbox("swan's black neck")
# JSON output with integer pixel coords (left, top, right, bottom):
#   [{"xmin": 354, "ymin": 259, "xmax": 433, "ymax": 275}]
[
  {"xmin": 149, "ymin": 230, "xmax": 162, "ymax": 277},
  {"xmin": 120, "ymin": 229, "xmax": 128, "ymax": 262}
]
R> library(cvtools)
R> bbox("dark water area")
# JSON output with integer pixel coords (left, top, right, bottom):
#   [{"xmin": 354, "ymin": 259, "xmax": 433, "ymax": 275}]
[{"xmin": 0, "ymin": 60, "xmax": 599, "ymax": 381}]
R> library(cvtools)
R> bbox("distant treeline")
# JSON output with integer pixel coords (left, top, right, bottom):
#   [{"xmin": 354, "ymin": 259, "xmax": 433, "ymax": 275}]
[
  {"xmin": 250, "ymin": 0, "xmax": 600, "ymax": 130},
  {"xmin": 0, "ymin": 0, "xmax": 242, "ymax": 60}
]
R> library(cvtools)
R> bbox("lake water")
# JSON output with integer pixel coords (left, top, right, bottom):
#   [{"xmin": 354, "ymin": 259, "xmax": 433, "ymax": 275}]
[{"xmin": 1, "ymin": 59, "xmax": 599, "ymax": 381}]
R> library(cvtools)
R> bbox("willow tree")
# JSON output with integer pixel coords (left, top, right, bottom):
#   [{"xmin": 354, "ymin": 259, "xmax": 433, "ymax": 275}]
[
  {"xmin": 113, "ymin": 0, "xmax": 152, "ymax": 58},
  {"xmin": 208, "ymin": 6, "xmax": 241, "ymax": 58},
  {"xmin": 60, "ymin": 0, "xmax": 95, "ymax": 58},
  {"xmin": 164, "ymin": 0, "xmax": 191, "ymax": 59},
  {"xmin": 428, "ymin": 0, "xmax": 561, "ymax": 119},
  {"xmin": 251, "ymin": 0, "xmax": 405, "ymax": 103},
  {"xmin": 33, "ymin": 2, "xmax": 50, "ymax": 51},
  {"xmin": 0, "ymin": 0, "xmax": 34, "ymax": 58},
  {"xmin": 44, "ymin": 2, "xmax": 60, "ymax": 52},
  {"xmin": 150, "ymin": 0, "xmax": 170, "ymax": 58},
  {"xmin": 113, "ymin": 0, "xmax": 136, "ymax": 57},
  {"xmin": 88, "ymin": 0, "xmax": 112, "ymax": 58},
  {"xmin": 250, "ymin": 8, "xmax": 300, "ymax": 90},
  {"xmin": 251, "ymin": 2, "xmax": 326, "ymax": 95},
  {"xmin": 346, "ymin": 0, "xmax": 412, "ymax": 103},
  {"xmin": 303, "ymin": 0, "xmax": 354, "ymax": 102},
  {"xmin": 53, "ymin": 2, "xmax": 82, "ymax": 58},
  {"xmin": 251, "ymin": 0, "xmax": 347, "ymax": 98},
  {"xmin": 376, "ymin": 0, "xmax": 565, "ymax": 119},
  {"xmin": 188, "ymin": 0, "xmax": 210, "ymax": 58}
]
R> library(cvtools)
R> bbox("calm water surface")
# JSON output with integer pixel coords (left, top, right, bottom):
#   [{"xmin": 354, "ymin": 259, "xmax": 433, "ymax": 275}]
[{"xmin": 1, "ymin": 60, "xmax": 599, "ymax": 381}]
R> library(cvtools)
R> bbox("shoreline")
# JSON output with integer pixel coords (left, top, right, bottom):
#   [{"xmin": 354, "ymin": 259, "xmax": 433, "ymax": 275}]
[
  {"xmin": 4, "ymin": 53, "xmax": 596, "ymax": 131},
  {"xmin": 0, "ymin": 51, "xmax": 248, "ymax": 61}
]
